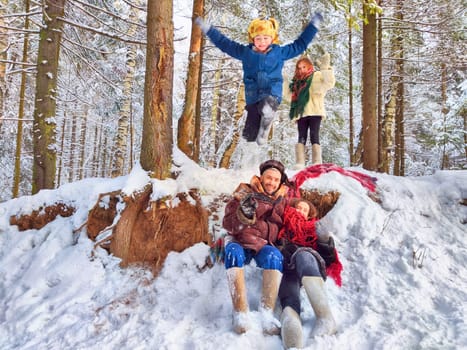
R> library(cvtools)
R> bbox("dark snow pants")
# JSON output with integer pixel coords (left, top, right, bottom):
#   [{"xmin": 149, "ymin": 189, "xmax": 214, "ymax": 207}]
[{"xmin": 278, "ymin": 250, "xmax": 322, "ymax": 314}]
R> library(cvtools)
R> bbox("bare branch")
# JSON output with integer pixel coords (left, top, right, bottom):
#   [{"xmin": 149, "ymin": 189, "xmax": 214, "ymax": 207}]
[
  {"xmin": 70, "ymin": 0, "xmax": 146, "ymax": 29},
  {"xmin": 0, "ymin": 24, "xmax": 39, "ymax": 34},
  {"xmin": 59, "ymin": 16, "xmax": 146, "ymax": 45},
  {"xmin": 0, "ymin": 59, "xmax": 36, "ymax": 67},
  {"xmin": 120, "ymin": 0, "xmax": 146, "ymax": 12},
  {"xmin": 60, "ymin": 42, "xmax": 122, "ymax": 91},
  {"xmin": 0, "ymin": 118, "xmax": 34, "ymax": 121},
  {"xmin": 68, "ymin": 0, "xmax": 144, "ymax": 41},
  {"xmin": 61, "ymin": 34, "xmax": 112, "ymax": 55},
  {"xmin": 0, "ymin": 9, "xmax": 42, "ymax": 19}
]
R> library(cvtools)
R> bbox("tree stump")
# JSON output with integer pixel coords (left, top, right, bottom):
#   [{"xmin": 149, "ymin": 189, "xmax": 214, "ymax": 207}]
[
  {"xmin": 88, "ymin": 186, "xmax": 211, "ymax": 275},
  {"xmin": 9, "ymin": 202, "xmax": 75, "ymax": 231},
  {"xmin": 299, "ymin": 188, "xmax": 340, "ymax": 219}
]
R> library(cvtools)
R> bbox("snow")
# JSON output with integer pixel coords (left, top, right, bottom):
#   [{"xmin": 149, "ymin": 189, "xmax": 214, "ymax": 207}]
[{"xmin": 0, "ymin": 150, "xmax": 466, "ymax": 350}]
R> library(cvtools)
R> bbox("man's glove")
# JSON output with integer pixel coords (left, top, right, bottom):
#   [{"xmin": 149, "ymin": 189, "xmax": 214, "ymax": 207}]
[
  {"xmin": 195, "ymin": 17, "xmax": 211, "ymax": 34},
  {"xmin": 316, "ymin": 236, "xmax": 336, "ymax": 266},
  {"xmin": 310, "ymin": 12, "xmax": 323, "ymax": 29},
  {"xmin": 239, "ymin": 193, "xmax": 257, "ymax": 219}
]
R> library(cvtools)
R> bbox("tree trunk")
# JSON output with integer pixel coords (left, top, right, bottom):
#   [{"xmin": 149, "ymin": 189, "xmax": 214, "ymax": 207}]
[
  {"xmin": 440, "ymin": 63, "xmax": 448, "ymax": 170},
  {"xmin": 0, "ymin": 0, "xmax": 8, "ymax": 133},
  {"xmin": 69, "ymin": 112, "xmax": 78, "ymax": 183},
  {"xmin": 377, "ymin": 2, "xmax": 383, "ymax": 172},
  {"xmin": 393, "ymin": 0, "xmax": 405, "ymax": 177},
  {"xmin": 13, "ymin": 0, "xmax": 31, "ymax": 197},
  {"xmin": 99, "ymin": 123, "xmax": 109, "ymax": 178},
  {"xmin": 111, "ymin": 2, "xmax": 139, "ymax": 178},
  {"xmin": 140, "ymin": 0, "xmax": 174, "ymax": 179},
  {"xmin": 361, "ymin": 1, "xmax": 378, "ymax": 171},
  {"xmin": 32, "ymin": 0, "xmax": 66, "ymax": 193},
  {"xmin": 57, "ymin": 116, "xmax": 67, "ymax": 187},
  {"xmin": 193, "ymin": 44, "xmax": 203, "ymax": 162},
  {"xmin": 78, "ymin": 112, "xmax": 87, "ymax": 180},
  {"xmin": 177, "ymin": 0, "xmax": 204, "ymax": 160},
  {"xmin": 394, "ymin": 60, "xmax": 405, "ymax": 176},
  {"xmin": 220, "ymin": 83, "xmax": 245, "ymax": 168},
  {"xmin": 386, "ymin": 0, "xmax": 403, "ymax": 175},
  {"xmin": 208, "ymin": 62, "xmax": 222, "ymax": 167},
  {"xmin": 101, "ymin": 188, "xmax": 210, "ymax": 273},
  {"xmin": 464, "ymin": 105, "xmax": 467, "ymax": 161},
  {"xmin": 347, "ymin": 1, "xmax": 355, "ymax": 166}
]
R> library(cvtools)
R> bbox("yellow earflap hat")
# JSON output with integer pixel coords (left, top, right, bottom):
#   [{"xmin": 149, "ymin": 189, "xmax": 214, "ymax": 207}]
[{"xmin": 247, "ymin": 17, "xmax": 279, "ymax": 44}]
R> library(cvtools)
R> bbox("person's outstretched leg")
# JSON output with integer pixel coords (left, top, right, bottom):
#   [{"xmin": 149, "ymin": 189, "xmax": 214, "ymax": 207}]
[
  {"xmin": 256, "ymin": 96, "xmax": 279, "ymax": 145},
  {"xmin": 254, "ymin": 245, "xmax": 283, "ymax": 335},
  {"xmin": 309, "ymin": 116, "xmax": 322, "ymax": 164},
  {"xmin": 279, "ymin": 272, "xmax": 303, "ymax": 349},
  {"xmin": 224, "ymin": 243, "xmax": 252, "ymax": 333},
  {"xmin": 295, "ymin": 250, "xmax": 337, "ymax": 337},
  {"xmin": 302, "ymin": 276, "xmax": 337, "ymax": 336}
]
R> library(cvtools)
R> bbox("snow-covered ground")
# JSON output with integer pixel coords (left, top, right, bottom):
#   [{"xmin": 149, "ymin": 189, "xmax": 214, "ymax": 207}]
[{"xmin": 1, "ymin": 151, "xmax": 466, "ymax": 350}]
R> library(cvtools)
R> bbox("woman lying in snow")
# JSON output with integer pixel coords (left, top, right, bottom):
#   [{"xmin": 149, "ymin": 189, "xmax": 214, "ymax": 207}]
[{"xmin": 277, "ymin": 197, "xmax": 343, "ymax": 349}]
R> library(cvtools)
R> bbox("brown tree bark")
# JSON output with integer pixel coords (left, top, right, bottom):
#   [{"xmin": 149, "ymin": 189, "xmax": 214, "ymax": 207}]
[
  {"xmin": 347, "ymin": 1, "xmax": 355, "ymax": 166},
  {"xmin": 0, "ymin": 0, "xmax": 7, "ymax": 133},
  {"xmin": 140, "ymin": 0, "xmax": 174, "ymax": 179},
  {"xmin": 386, "ymin": 0, "xmax": 403, "ymax": 175},
  {"xmin": 111, "ymin": 2, "xmax": 140, "ymax": 178},
  {"xmin": 208, "ymin": 61, "xmax": 222, "ymax": 167},
  {"xmin": 57, "ymin": 116, "xmax": 66, "ymax": 187},
  {"xmin": 177, "ymin": 0, "xmax": 204, "ymax": 160},
  {"xmin": 393, "ymin": 0, "xmax": 405, "ymax": 177},
  {"xmin": 464, "ymin": 105, "xmax": 467, "ymax": 161},
  {"xmin": 220, "ymin": 83, "xmax": 245, "ymax": 168},
  {"xmin": 78, "ymin": 112, "xmax": 87, "ymax": 180},
  {"xmin": 32, "ymin": 0, "xmax": 66, "ymax": 193},
  {"xmin": 440, "ymin": 63, "xmax": 448, "ymax": 170},
  {"xmin": 361, "ymin": 1, "xmax": 378, "ymax": 171},
  {"xmin": 68, "ymin": 111, "xmax": 78, "ymax": 183},
  {"xmin": 12, "ymin": 0, "xmax": 31, "ymax": 197},
  {"xmin": 377, "ymin": 2, "xmax": 383, "ymax": 172}
]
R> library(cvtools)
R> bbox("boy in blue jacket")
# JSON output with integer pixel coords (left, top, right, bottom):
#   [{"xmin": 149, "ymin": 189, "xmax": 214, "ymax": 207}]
[{"xmin": 195, "ymin": 14, "xmax": 323, "ymax": 149}]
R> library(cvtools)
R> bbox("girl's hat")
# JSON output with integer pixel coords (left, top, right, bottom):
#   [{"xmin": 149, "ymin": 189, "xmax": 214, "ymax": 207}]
[{"xmin": 248, "ymin": 17, "xmax": 279, "ymax": 44}]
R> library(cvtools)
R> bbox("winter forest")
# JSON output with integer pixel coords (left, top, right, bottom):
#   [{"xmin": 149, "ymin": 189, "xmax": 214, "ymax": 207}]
[{"xmin": 0, "ymin": 0, "xmax": 465, "ymax": 202}]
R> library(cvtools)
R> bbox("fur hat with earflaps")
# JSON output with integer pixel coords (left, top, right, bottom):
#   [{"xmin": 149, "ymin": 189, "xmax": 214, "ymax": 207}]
[
  {"xmin": 248, "ymin": 17, "xmax": 279, "ymax": 44},
  {"xmin": 260, "ymin": 159, "xmax": 289, "ymax": 185}
]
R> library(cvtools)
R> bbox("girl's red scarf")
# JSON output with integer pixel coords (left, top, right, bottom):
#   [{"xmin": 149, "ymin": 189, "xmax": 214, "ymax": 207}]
[{"xmin": 279, "ymin": 206, "xmax": 343, "ymax": 287}]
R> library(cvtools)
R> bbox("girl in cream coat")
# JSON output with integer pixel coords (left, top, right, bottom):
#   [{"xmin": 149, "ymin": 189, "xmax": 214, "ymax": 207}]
[{"xmin": 283, "ymin": 53, "xmax": 335, "ymax": 168}]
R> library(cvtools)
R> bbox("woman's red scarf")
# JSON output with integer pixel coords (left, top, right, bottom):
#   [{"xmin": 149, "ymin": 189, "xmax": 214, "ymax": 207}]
[
  {"xmin": 279, "ymin": 205, "xmax": 318, "ymax": 247},
  {"xmin": 279, "ymin": 206, "xmax": 343, "ymax": 287}
]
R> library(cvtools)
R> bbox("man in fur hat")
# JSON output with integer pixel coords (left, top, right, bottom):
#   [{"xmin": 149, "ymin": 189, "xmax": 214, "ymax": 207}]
[{"xmin": 222, "ymin": 159, "xmax": 291, "ymax": 335}]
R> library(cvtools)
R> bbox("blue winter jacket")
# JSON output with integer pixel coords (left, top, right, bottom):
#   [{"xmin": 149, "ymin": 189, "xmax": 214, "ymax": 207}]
[{"xmin": 205, "ymin": 22, "xmax": 318, "ymax": 105}]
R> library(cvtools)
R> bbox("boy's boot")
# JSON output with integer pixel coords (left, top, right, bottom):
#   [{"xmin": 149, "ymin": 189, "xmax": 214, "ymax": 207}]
[
  {"xmin": 256, "ymin": 96, "xmax": 278, "ymax": 145},
  {"xmin": 311, "ymin": 144, "xmax": 322, "ymax": 164},
  {"xmin": 281, "ymin": 306, "xmax": 303, "ymax": 349},
  {"xmin": 259, "ymin": 269, "xmax": 282, "ymax": 335},
  {"xmin": 302, "ymin": 276, "xmax": 337, "ymax": 337},
  {"xmin": 294, "ymin": 143, "xmax": 306, "ymax": 170},
  {"xmin": 226, "ymin": 267, "xmax": 251, "ymax": 334}
]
